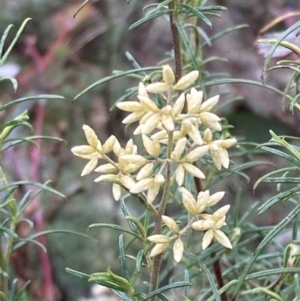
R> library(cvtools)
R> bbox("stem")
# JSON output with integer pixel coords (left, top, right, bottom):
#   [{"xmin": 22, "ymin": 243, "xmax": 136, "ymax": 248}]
[
  {"xmin": 149, "ymin": 131, "xmax": 173, "ymax": 300},
  {"xmin": 168, "ymin": 0, "xmax": 182, "ymax": 81}
]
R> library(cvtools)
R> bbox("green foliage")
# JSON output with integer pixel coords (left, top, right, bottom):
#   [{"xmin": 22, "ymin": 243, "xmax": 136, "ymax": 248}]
[
  {"xmin": 68, "ymin": 1, "xmax": 300, "ymax": 301},
  {"xmin": 0, "ymin": 19, "xmax": 65, "ymax": 300}
]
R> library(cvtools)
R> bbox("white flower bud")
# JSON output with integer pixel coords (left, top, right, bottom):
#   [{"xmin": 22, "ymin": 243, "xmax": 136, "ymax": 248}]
[
  {"xmin": 174, "ymin": 71, "xmax": 199, "ymax": 90},
  {"xmin": 162, "ymin": 65, "xmax": 175, "ymax": 85}
]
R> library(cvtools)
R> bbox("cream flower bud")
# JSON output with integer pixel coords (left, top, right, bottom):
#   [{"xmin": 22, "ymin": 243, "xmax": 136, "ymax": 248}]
[
  {"xmin": 138, "ymin": 82, "xmax": 149, "ymax": 98},
  {"xmin": 112, "ymin": 183, "xmax": 121, "ymax": 201},
  {"xmin": 185, "ymin": 145, "xmax": 209, "ymax": 162},
  {"xmin": 192, "ymin": 220, "xmax": 215, "ymax": 231},
  {"xmin": 163, "ymin": 65, "xmax": 175, "ymax": 85},
  {"xmin": 175, "ymin": 165, "xmax": 185, "ymax": 186},
  {"xmin": 71, "ymin": 145, "xmax": 97, "ymax": 158},
  {"xmin": 202, "ymin": 229, "xmax": 214, "ymax": 250},
  {"xmin": 200, "ymin": 112, "xmax": 222, "ymax": 131},
  {"xmin": 212, "ymin": 205, "xmax": 230, "ymax": 221},
  {"xmin": 200, "ymin": 95, "xmax": 219, "ymax": 112},
  {"xmin": 148, "ymin": 235, "xmax": 172, "ymax": 244},
  {"xmin": 203, "ymin": 128, "xmax": 213, "ymax": 143},
  {"xmin": 155, "ymin": 174, "xmax": 165, "ymax": 184},
  {"xmin": 136, "ymin": 163, "xmax": 153, "ymax": 180},
  {"xmin": 122, "ymin": 111, "xmax": 145, "ymax": 124},
  {"xmin": 162, "ymin": 215, "xmax": 179, "ymax": 233},
  {"xmin": 142, "ymin": 135, "xmax": 160, "ymax": 157},
  {"xmin": 117, "ymin": 101, "xmax": 143, "ymax": 112},
  {"xmin": 173, "ymin": 238, "xmax": 184, "ymax": 263},
  {"xmin": 150, "ymin": 243, "xmax": 169, "ymax": 257},
  {"xmin": 94, "ymin": 174, "xmax": 118, "ymax": 183},
  {"xmin": 120, "ymin": 174, "xmax": 135, "ymax": 190},
  {"xmin": 83, "ymin": 125, "xmax": 98, "ymax": 148},
  {"xmin": 221, "ymin": 138, "xmax": 237, "ymax": 148},
  {"xmin": 113, "ymin": 139, "xmax": 121, "ymax": 156},
  {"xmin": 125, "ymin": 139, "xmax": 135, "ymax": 153},
  {"xmin": 102, "ymin": 135, "xmax": 116, "ymax": 153},
  {"xmin": 207, "ymin": 191, "xmax": 225, "ymax": 206},
  {"xmin": 182, "ymin": 163, "xmax": 205, "ymax": 179},
  {"xmin": 130, "ymin": 178, "xmax": 153, "ymax": 194},
  {"xmin": 172, "ymin": 93, "xmax": 185, "ymax": 116},
  {"xmin": 187, "ymin": 88, "xmax": 203, "ymax": 113},
  {"xmin": 142, "ymin": 113, "xmax": 161, "ymax": 134},
  {"xmin": 94, "ymin": 163, "xmax": 117, "ymax": 173},
  {"xmin": 146, "ymin": 82, "xmax": 170, "ymax": 94},
  {"xmin": 174, "ymin": 71, "xmax": 199, "ymax": 90},
  {"xmin": 81, "ymin": 157, "xmax": 98, "ymax": 176},
  {"xmin": 214, "ymin": 230, "xmax": 232, "ymax": 249},
  {"xmin": 138, "ymin": 95, "xmax": 160, "ymax": 112},
  {"xmin": 171, "ymin": 137, "xmax": 187, "ymax": 161},
  {"xmin": 120, "ymin": 154, "xmax": 148, "ymax": 165}
]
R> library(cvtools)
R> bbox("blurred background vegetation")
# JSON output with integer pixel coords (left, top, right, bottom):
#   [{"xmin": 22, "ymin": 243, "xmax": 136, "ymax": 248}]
[{"xmin": 0, "ymin": 0, "xmax": 300, "ymax": 300}]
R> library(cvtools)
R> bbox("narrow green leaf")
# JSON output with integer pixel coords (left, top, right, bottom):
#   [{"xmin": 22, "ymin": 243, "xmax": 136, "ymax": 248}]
[
  {"xmin": 74, "ymin": 67, "xmax": 160, "ymax": 100},
  {"xmin": 204, "ymin": 78, "xmax": 292, "ymax": 100},
  {"xmin": 0, "ymin": 25, "xmax": 13, "ymax": 59},
  {"xmin": 261, "ymin": 146, "xmax": 300, "ymax": 168},
  {"xmin": 65, "ymin": 268, "xmax": 90, "ymax": 280},
  {"xmin": 126, "ymin": 216, "xmax": 146, "ymax": 239},
  {"xmin": 176, "ymin": 21, "xmax": 198, "ymax": 70},
  {"xmin": 0, "ymin": 226, "xmax": 19, "ymax": 238},
  {"xmin": 121, "ymin": 201, "xmax": 138, "ymax": 233},
  {"xmin": 253, "ymin": 166, "xmax": 299, "ymax": 191},
  {"xmin": 119, "ymin": 235, "xmax": 130, "ymax": 281},
  {"xmin": 0, "ymin": 181, "xmax": 65, "ymax": 199},
  {"xmin": 185, "ymin": 251, "xmax": 220, "ymax": 301},
  {"xmin": 0, "ymin": 77, "xmax": 18, "ymax": 91},
  {"xmin": 246, "ymin": 268, "xmax": 300, "ymax": 280},
  {"xmin": 88, "ymin": 223, "xmax": 142, "ymax": 240},
  {"xmin": 13, "ymin": 280, "xmax": 30, "ymax": 301},
  {"xmin": 257, "ymin": 186, "xmax": 300, "ymax": 215},
  {"xmin": 262, "ymin": 177, "xmax": 300, "ymax": 184},
  {"xmin": 9, "ymin": 279, "xmax": 18, "ymax": 301},
  {"xmin": 129, "ymin": 10, "xmax": 172, "ymax": 30},
  {"xmin": 0, "ymin": 19, "xmax": 32, "ymax": 66},
  {"xmin": 13, "ymin": 230, "xmax": 94, "ymax": 251},
  {"xmin": 136, "ymin": 250, "xmax": 144, "ymax": 273},
  {"xmin": 262, "ymin": 20, "xmax": 300, "ymax": 71},
  {"xmin": 143, "ymin": 281, "xmax": 191, "ymax": 300},
  {"xmin": 234, "ymin": 202, "xmax": 300, "ymax": 295},
  {"xmin": 111, "ymin": 290, "xmax": 133, "ymax": 301},
  {"xmin": 0, "ymin": 95, "xmax": 65, "ymax": 112},
  {"xmin": 179, "ymin": 4, "xmax": 212, "ymax": 28},
  {"xmin": 201, "ymin": 24, "xmax": 248, "ymax": 47}
]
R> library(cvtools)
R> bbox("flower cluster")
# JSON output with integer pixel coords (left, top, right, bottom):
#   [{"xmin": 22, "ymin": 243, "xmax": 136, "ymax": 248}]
[{"xmin": 72, "ymin": 65, "xmax": 236, "ymax": 262}]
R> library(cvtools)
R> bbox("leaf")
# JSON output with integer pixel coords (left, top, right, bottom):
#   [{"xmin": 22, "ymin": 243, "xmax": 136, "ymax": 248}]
[
  {"xmin": 0, "ymin": 94, "xmax": 65, "ymax": 112},
  {"xmin": 204, "ymin": 78, "xmax": 292, "ymax": 100},
  {"xmin": 0, "ymin": 77, "xmax": 18, "ymax": 91},
  {"xmin": 65, "ymin": 268, "xmax": 90, "ymax": 280},
  {"xmin": 13, "ymin": 230, "xmax": 95, "ymax": 251},
  {"xmin": 0, "ymin": 19, "xmax": 32, "ymax": 66},
  {"xmin": 179, "ymin": 4, "xmax": 212, "ymax": 28},
  {"xmin": 88, "ymin": 223, "xmax": 142, "ymax": 240},
  {"xmin": 176, "ymin": 20, "xmax": 199, "ymax": 70},
  {"xmin": 257, "ymin": 186, "xmax": 300, "ymax": 215},
  {"xmin": 0, "ymin": 181, "xmax": 65, "ymax": 199},
  {"xmin": 143, "ymin": 281, "xmax": 191, "ymax": 300},
  {"xmin": 234, "ymin": 202, "xmax": 300, "ymax": 295},
  {"xmin": 74, "ymin": 67, "xmax": 160, "ymax": 100},
  {"xmin": 119, "ymin": 235, "xmax": 130, "ymax": 281},
  {"xmin": 129, "ymin": 9, "xmax": 173, "ymax": 30}
]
